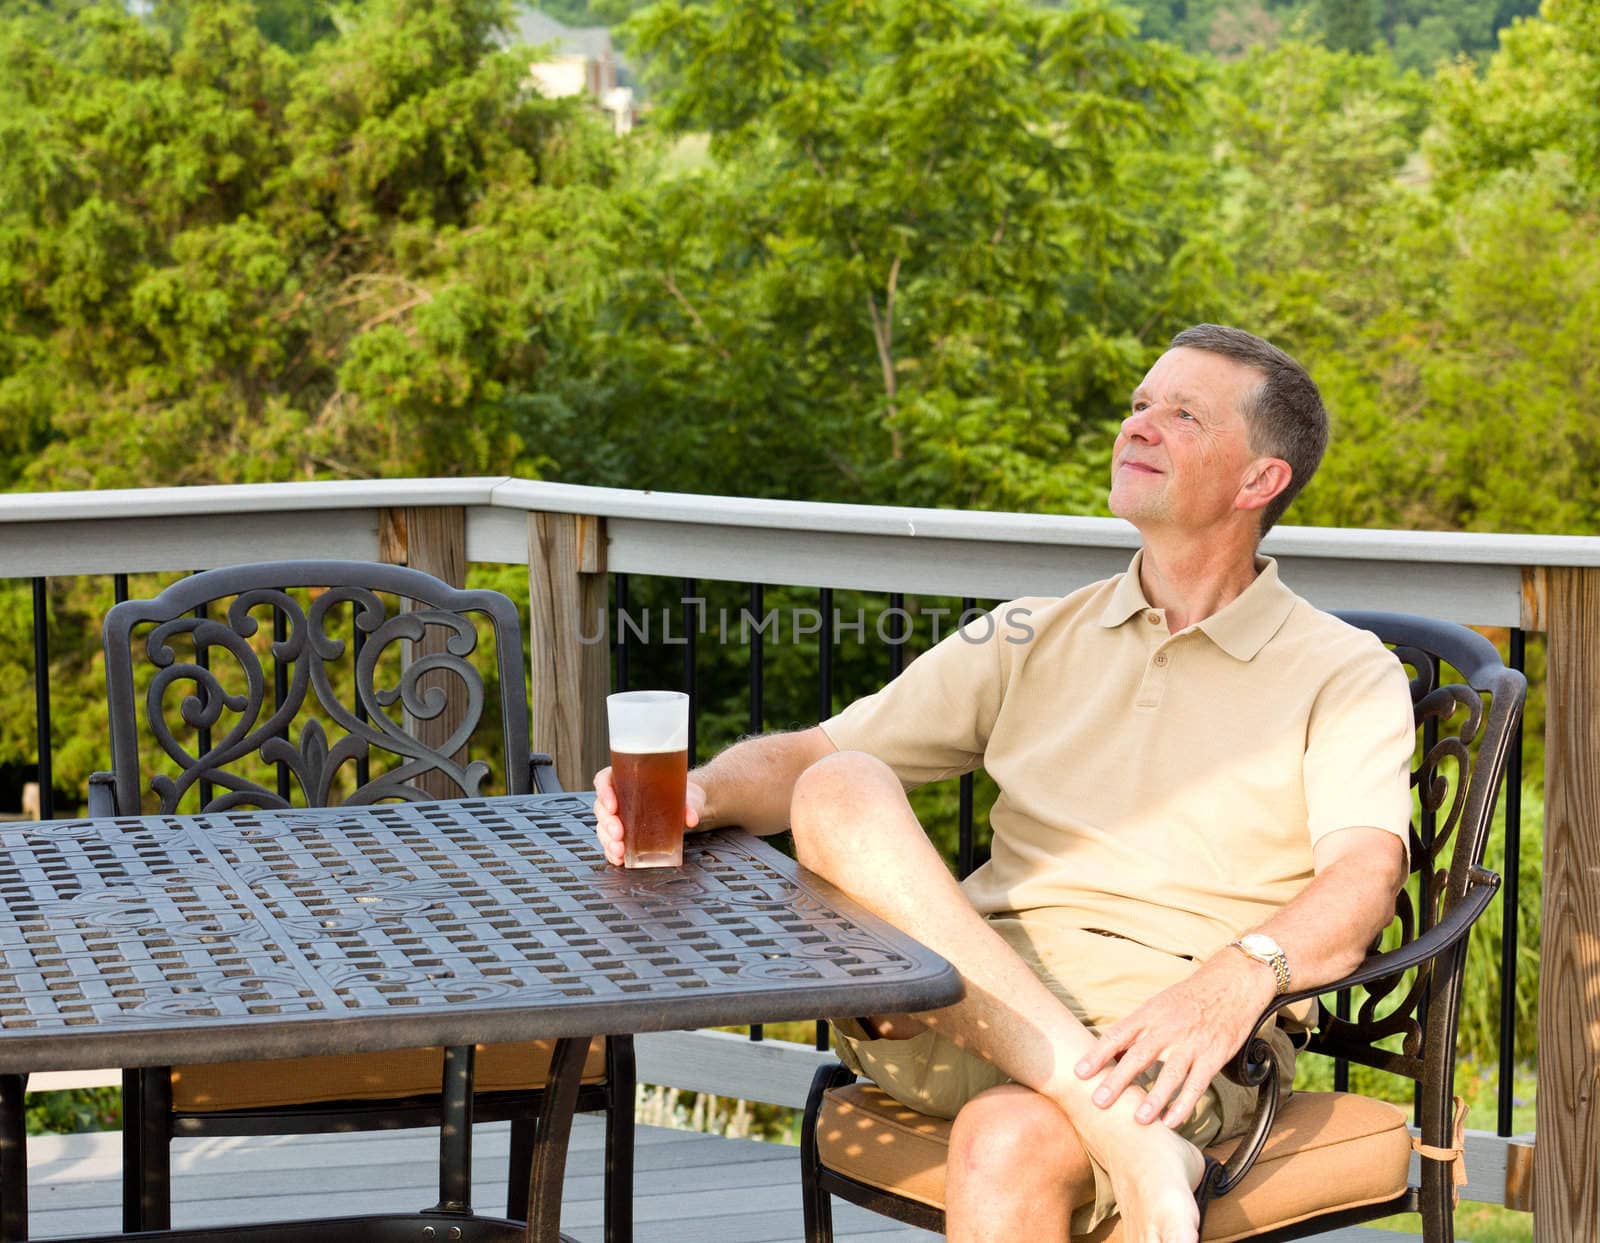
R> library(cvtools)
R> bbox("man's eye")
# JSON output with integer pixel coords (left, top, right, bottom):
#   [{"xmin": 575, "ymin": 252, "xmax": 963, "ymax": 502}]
[{"xmin": 1177, "ymin": 410, "xmax": 1196, "ymax": 421}]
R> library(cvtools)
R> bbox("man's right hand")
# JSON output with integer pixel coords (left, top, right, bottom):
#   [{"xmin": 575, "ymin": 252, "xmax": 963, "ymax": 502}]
[{"xmin": 592, "ymin": 766, "xmax": 706, "ymax": 866}]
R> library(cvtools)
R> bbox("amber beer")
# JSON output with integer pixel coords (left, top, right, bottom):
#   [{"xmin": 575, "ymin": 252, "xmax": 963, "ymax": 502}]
[
  {"xmin": 605, "ymin": 691, "xmax": 690, "ymax": 869},
  {"xmin": 610, "ymin": 747, "xmax": 689, "ymax": 867}
]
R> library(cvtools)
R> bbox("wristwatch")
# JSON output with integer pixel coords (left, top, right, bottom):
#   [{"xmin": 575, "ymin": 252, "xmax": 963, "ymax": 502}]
[{"xmin": 1228, "ymin": 932, "xmax": 1291, "ymax": 996}]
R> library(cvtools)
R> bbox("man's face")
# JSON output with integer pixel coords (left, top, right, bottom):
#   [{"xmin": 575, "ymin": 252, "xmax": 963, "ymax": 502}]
[{"xmin": 1108, "ymin": 347, "xmax": 1268, "ymax": 532}]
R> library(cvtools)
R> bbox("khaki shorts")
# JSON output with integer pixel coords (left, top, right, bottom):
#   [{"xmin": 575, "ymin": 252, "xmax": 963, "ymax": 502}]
[{"xmin": 830, "ymin": 921, "xmax": 1297, "ymax": 1235}]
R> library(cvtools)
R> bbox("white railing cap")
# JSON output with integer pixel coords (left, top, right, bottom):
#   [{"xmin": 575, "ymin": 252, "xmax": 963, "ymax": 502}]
[
  {"xmin": 491, "ymin": 480, "xmax": 1600, "ymax": 567},
  {"xmin": 4, "ymin": 477, "xmax": 1599, "ymax": 568},
  {"xmin": 0, "ymin": 478, "xmax": 512, "ymax": 523}
]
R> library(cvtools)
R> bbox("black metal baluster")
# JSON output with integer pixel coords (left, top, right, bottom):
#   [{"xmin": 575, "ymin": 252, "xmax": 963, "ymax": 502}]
[
  {"xmin": 682, "ymin": 579, "xmax": 698, "ymax": 765},
  {"xmin": 614, "ymin": 574, "xmax": 630, "ymax": 694},
  {"xmin": 749, "ymin": 582, "xmax": 765, "ymax": 1045},
  {"xmin": 818, "ymin": 587, "xmax": 834, "ymax": 722},
  {"xmin": 110, "ymin": 573, "xmax": 130, "ymax": 806},
  {"xmin": 1497, "ymin": 628, "xmax": 1526, "ymax": 1136},
  {"xmin": 275, "ymin": 606, "xmax": 290, "ymax": 802},
  {"xmin": 888, "ymin": 591, "xmax": 906, "ymax": 679},
  {"xmin": 816, "ymin": 586, "xmax": 835, "ymax": 1051},
  {"xmin": 31, "ymin": 578, "xmax": 53, "ymax": 821},
  {"xmin": 749, "ymin": 583, "xmax": 765, "ymax": 736},
  {"xmin": 958, "ymin": 598, "xmax": 976, "ymax": 878}
]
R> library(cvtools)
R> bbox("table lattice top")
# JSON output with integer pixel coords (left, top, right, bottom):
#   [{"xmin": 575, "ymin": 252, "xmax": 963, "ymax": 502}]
[{"xmin": 0, "ymin": 795, "xmax": 957, "ymax": 1072}]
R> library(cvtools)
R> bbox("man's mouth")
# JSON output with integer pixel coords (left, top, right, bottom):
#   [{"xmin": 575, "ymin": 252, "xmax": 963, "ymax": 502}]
[{"xmin": 1117, "ymin": 460, "xmax": 1161, "ymax": 475}]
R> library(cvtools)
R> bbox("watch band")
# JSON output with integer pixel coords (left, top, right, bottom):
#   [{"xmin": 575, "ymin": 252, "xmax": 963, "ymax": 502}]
[
  {"xmin": 1229, "ymin": 937, "xmax": 1291, "ymax": 996},
  {"xmin": 1264, "ymin": 950, "xmax": 1290, "ymax": 995}
]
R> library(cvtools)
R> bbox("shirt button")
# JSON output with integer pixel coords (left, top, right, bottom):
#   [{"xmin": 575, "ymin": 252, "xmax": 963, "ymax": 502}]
[
  {"xmin": 1154, "ymin": 653, "xmax": 1169, "ymax": 666},
  {"xmin": 1146, "ymin": 612, "xmax": 1162, "ymax": 626}
]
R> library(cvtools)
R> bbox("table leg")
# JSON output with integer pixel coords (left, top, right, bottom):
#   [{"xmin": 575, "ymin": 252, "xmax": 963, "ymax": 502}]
[
  {"xmin": 430, "ymin": 1044, "xmax": 476, "ymax": 1216},
  {"xmin": 523, "ymin": 1037, "xmax": 589, "ymax": 1243},
  {"xmin": 0, "ymin": 1074, "xmax": 26, "ymax": 1243},
  {"xmin": 123, "ymin": 1066, "xmax": 173, "ymax": 1231}
]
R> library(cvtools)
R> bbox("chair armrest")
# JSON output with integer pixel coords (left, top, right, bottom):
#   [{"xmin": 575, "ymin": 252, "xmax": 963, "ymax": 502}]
[
  {"xmin": 529, "ymin": 753, "xmax": 565, "ymax": 794},
  {"xmin": 86, "ymin": 772, "xmax": 117, "ymax": 818},
  {"xmin": 1211, "ymin": 866, "xmax": 1501, "ymax": 1196},
  {"xmin": 1253, "ymin": 864, "xmax": 1501, "ymax": 1034}
]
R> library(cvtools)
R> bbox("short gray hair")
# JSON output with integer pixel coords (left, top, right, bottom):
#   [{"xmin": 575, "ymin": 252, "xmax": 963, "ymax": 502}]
[{"xmin": 1169, "ymin": 324, "xmax": 1328, "ymax": 535}]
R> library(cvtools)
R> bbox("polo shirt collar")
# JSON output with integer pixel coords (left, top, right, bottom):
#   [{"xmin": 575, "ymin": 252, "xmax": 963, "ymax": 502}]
[
  {"xmin": 1097, "ymin": 550, "xmax": 1296, "ymax": 662},
  {"xmin": 1099, "ymin": 550, "xmax": 1157, "ymax": 628}
]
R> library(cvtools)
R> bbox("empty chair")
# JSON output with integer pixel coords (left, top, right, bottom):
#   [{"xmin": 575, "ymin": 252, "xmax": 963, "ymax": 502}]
[{"xmin": 92, "ymin": 560, "xmax": 633, "ymax": 1240}]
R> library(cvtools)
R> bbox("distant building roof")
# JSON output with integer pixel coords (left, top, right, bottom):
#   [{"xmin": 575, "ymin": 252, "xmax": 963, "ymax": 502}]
[{"xmin": 508, "ymin": 9, "xmax": 614, "ymax": 62}]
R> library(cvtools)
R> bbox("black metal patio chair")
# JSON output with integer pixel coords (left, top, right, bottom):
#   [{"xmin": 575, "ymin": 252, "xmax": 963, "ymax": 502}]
[
  {"xmin": 89, "ymin": 560, "xmax": 634, "ymax": 1240},
  {"xmin": 800, "ymin": 611, "xmax": 1525, "ymax": 1242}
]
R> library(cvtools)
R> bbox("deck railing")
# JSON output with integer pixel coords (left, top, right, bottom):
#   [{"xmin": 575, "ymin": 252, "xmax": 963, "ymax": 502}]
[{"xmin": 3, "ymin": 478, "xmax": 1595, "ymax": 1234}]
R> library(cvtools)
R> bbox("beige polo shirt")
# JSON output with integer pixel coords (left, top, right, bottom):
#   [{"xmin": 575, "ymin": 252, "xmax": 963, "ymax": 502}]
[{"xmin": 821, "ymin": 552, "xmax": 1414, "ymax": 1015}]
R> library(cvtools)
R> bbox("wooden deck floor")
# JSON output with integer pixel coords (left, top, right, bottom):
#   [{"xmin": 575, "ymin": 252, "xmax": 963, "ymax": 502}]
[{"xmin": 23, "ymin": 1118, "xmax": 1415, "ymax": 1242}]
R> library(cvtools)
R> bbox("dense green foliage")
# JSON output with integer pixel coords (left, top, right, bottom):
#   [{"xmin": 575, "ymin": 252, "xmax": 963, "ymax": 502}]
[
  {"xmin": 0, "ymin": 0, "xmax": 628, "ymax": 490},
  {"xmin": 0, "ymin": 0, "xmax": 1585, "ymax": 1086},
  {"xmin": 582, "ymin": 0, "xmax": 1214, "ymax": 511},
  {"xmin": 25, "ymin": 1085, "xmax": 119, "ymax": 1137},
  {"xmin": 6, "ymin": 0, "xmax": 1574, "ymax": 515},
  {"xmin": 1108, "ymin": 0, "xmax": 1539, "ymax": 65}
]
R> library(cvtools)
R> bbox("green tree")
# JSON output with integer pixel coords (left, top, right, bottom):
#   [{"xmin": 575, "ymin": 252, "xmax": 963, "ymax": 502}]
[
  {"xmin": 1291, "ymin": 1, "xmax": 1600, "ymax": 536},
  {"xmin": 1206, "ymin": 40, "xmax": 1429, "ymax": 351},
  {"xmin": 252, "ymin": 0, "xmax": 342, "ymax": 52},
  {"xmin": 0, "ymin": 0, "xmax": 623, "ymax": 492},
  {"xmin": 580, "ymin": 0, "xmax": 1224, "ymax": 512},
  {"xmin": 1102, "ymin": 0, "xmax": 1540, "ymax": 65},
  {"xmin": 0, "ymin": 0, "xmax": 625, "ymax": 795},
  {"xmin": 1226, "ymin": 2, "xmax": 1600, "ymax": 538},
  {"xmin": 1317, "ymin": 0, "xmax": 1379, "ymax": 51},
  {"xmin": 1427, "ymin": 0, "xmax": 1597, "ymax": 198}
]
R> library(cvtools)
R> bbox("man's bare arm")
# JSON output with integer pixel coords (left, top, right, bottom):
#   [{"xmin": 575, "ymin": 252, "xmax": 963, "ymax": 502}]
[
  {"xmin": 1075, "ymin": 825, "xmax": 1408, "ymax": 1127},
  {"xmin": 592, "ymin": 727, "xmax": 837, "ymax": 864},
  {"xmin": 689, "ymin": 727, "xmax": 839, "ymax": 834}
]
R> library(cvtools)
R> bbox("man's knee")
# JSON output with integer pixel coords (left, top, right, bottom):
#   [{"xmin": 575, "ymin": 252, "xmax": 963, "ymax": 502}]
[
  {"xmin": 948, "ymin": 1087, "xmax": 1085, "ymax": 1186},
  {"xmin": 790, "ymin": 750, "xmax": 904, "ymax": 840}
]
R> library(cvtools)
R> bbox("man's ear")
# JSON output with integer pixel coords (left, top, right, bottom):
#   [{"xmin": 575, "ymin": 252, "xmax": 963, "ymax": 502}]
[{"xmin": 1236, "ymin": 458, "xmax": 1292, "ymax": 513}]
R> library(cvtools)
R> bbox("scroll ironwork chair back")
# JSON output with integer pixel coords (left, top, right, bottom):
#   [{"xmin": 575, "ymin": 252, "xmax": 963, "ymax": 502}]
[
  {"xmin": 100, "ymin": 560, "xmax": 530, "ymax": 815},
  {"xmin": 800, "ymin": 610, "xmax": 1526, "ymax": 1243},
  {"xmin": 1270, "ymin": 609, "xmax": 1527, "ymax": 1236},
  {"xmin": 95, "ymin": 561, "xmax": 633, "ymax": 1242}
]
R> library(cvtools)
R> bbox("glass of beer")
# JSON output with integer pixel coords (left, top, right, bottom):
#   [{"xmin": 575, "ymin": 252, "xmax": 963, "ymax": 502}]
[{"xmin": 605, "ymin": 690, "xmax": 690, "ymax": 868}]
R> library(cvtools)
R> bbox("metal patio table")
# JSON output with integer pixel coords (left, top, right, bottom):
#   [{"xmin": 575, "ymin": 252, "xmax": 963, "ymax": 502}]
[{"xmin": 0, "ymin": 793, "xmax": 960, "ymax": 1243}]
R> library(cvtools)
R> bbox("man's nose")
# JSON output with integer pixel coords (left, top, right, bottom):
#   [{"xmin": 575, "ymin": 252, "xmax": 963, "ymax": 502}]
[{"xmin": 1120, "ymin": 408, "xmax": 1159, "ymax": 441}]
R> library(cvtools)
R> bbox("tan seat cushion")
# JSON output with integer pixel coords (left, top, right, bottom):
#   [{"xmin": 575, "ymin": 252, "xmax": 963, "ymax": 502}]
[
  {"xmin": 816, "ymin": 1085, "xmax": 1413, "ymax": 1241},
  {"xmin": 171, "ymin": 1038, "xmax": 610, "ymax": 1112}
]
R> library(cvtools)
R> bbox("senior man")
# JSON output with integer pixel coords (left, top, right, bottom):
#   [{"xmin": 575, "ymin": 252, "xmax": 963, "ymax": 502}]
[{"xmin": 594, "ymin": 324, "xmax": 1414, "ymax": 1243}]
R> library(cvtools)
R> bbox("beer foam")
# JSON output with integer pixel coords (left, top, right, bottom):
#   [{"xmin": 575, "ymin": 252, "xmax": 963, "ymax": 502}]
[{"xmin": 607, "ymin": 691, "xmax": 689, "ymax": 753}]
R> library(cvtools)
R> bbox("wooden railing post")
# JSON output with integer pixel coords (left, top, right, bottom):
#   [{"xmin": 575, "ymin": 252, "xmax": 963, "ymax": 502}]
[
  {"xmin": 528, "ymin": 512, "xmax": 608, "ymax": 793},
  {"xmin": 1535, "ymin": 565, "xmax": 1600, "ymax": 1238},
  {"xmin": 380, "ymin": 506, "xmax": 469, "ymax": 799}
]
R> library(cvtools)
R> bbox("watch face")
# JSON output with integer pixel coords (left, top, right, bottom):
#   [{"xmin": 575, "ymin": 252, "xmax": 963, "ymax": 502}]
[{"xmin": 1240, "ymin": 933, "xmax": 1277, "ymax": 957}]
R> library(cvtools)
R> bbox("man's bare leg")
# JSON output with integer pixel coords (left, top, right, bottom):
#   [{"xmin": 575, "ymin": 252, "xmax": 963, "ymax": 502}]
[
  {"xmin": 791, "ymin": 751, "xmax": 1205, "ymax": 1243},
  {"xmin": 946, "ymin": 1085, "xmax": 1093, "ymax": 1242}
]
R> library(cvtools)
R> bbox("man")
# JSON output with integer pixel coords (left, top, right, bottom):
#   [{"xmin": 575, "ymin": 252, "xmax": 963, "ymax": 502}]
[{"xmin": 593, "ymin": 325, "xmax": 1414, "ymax": 1243}]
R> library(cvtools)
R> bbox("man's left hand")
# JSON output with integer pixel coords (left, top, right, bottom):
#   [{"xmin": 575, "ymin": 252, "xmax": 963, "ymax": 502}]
[{"xmin": 1073, "ymin": 952, "xmax": 1278, "ymax": 1128}]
